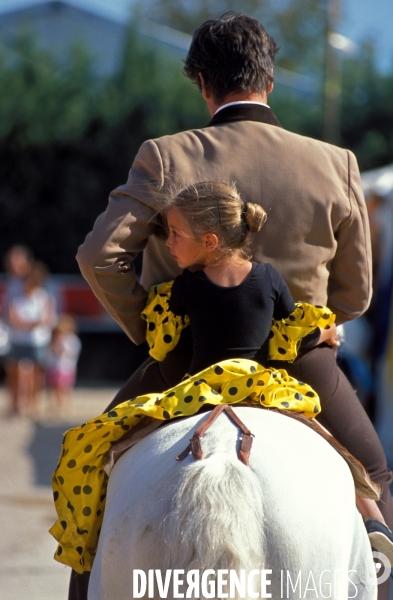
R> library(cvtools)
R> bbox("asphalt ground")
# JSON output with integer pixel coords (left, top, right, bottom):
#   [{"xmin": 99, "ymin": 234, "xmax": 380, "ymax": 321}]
[{"xmin": 0, "ymin": 385, "xmax": 118, "ymax": 600}]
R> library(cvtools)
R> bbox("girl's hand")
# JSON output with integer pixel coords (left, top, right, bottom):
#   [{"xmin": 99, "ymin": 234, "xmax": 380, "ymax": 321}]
[{"xmin": 318, "ymin": 323, "xmax": 339, "ymax": 349}]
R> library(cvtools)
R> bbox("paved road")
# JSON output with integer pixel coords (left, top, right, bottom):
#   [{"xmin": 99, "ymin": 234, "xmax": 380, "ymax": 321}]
[{"xmin": 0, "ymin": 385, "xmax": 118, "ymax": 600}]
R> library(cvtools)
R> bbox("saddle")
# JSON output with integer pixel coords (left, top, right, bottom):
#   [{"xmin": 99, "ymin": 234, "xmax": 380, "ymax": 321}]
[{"xmin": 104, "ymin": 403, "xmax": 380, "ymax": 500}]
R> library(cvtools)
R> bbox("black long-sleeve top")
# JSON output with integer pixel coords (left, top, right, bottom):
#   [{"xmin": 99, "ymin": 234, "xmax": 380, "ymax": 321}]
[{"xmin": 169, "ymin": 262, "xmax": 300, "ymax": 374}]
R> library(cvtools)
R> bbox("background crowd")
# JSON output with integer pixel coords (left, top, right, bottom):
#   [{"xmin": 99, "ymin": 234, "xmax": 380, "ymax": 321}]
[
  {"xmin": 339, "ymin": 178, "xmax": 393, "ymax": 423},
  {"xmin": 0, "ymin": 245, "xmax": 81, "ymax": 417}
]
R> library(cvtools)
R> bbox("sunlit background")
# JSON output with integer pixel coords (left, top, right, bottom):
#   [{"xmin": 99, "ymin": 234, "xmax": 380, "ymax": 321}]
[
  {"xmin": 1, "ymin": 0, "xmax": 393, "ymax": 423},
  {"xmin": 1, "ymin": 0, "xmax": 393, "ymax": 421},
  {"xmin": 1, "ymin": 2, "xmax": 393, "ymax": 597}
]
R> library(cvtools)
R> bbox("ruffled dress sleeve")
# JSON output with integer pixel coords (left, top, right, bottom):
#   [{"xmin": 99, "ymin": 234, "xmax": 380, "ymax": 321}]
[
  {"xmin": 269, "ymin": 303, "xmax": 336, "ymax": 362},
  {"xmin": 141, "ymin": 280, "xmax": 190, "ymax": 361}
]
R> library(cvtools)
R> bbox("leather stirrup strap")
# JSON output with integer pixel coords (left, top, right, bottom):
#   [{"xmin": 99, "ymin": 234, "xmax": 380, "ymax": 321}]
[{"xmin": 176, "ymin": 404, "xmax": 254, "ymax": 466}]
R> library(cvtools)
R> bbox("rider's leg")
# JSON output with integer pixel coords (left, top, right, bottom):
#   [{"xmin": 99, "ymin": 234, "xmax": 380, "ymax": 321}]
[
  {"xmin": 356, "ymin": 496, "xmax": 393, "ymax": 563},
  {"xmin": 269, "ymin": 344, "xmax": 393, "ymax": 530},
  {"xmin": 357, "ymin": 496, "xmax": 387, "ymax": 523},
  {"xmin": 270, "ymin": 344, "xmax": 393, "ymax": 600},
  {"xmin": 68, "ymin": 570, "xmax": 90, "ymax": 600},
  {"xmin": 105, "ymin": 327, "xmax": 193, "ymax": 411}
]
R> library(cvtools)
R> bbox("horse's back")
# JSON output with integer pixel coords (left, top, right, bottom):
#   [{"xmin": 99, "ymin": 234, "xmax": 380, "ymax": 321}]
[{"xmin": 89, "ymin": 408, "xmax": 376, "ymax": 600}]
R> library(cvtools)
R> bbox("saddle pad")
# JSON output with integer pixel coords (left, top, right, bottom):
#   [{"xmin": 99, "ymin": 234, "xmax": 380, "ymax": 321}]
[
  {"xmin": 104, "ymin": 417, "xmax": 162, "ymax": 476},
  {"xmin": 105, "ymin": 404, "xmax": 380, "ymax": 500},
  {"xmin": 273, "ymin": 408, "xmax": 381, "ymax": 500}
]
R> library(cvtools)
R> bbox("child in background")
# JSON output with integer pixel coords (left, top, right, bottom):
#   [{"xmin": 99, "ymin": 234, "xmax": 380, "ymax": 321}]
[{"xmin": 47, "ymin": 314, "xmax": 81, "ymax": 415}]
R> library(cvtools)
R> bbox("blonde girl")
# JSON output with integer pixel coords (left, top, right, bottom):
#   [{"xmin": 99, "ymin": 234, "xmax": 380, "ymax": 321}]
[{"xmin": 161, "ymin": 181, "xmax": 337, "ymax": 375}]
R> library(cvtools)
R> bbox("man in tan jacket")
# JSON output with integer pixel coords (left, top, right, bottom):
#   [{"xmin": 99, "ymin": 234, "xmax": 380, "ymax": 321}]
[{"xmin": 72, "ymin": 12, "xmax": 391, "ymax": 600}]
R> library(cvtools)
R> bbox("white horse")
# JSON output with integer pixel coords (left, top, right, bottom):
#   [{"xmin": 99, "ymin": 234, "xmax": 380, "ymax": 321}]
[{"xmin": 88, "ymin": 407, "xmax": 377, "ymax": 600}]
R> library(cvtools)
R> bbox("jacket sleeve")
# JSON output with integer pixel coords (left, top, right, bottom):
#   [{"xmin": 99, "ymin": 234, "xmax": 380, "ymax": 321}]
[
  {"xmin": 76, "ymin": 140, "xmax": 164, "ymax": 344},
  {"xmin": 327, "ymin": 150, "xmax": 372, "ymax": 324}
]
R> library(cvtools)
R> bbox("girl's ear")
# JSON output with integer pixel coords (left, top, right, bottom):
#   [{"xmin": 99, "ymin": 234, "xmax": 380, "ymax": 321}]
[{"xmin": 204, "ymin": 232, "xmax": 219, "ymax": 251}]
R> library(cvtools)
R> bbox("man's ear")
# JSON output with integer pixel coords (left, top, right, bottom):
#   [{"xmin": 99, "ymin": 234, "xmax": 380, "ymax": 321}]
[
  {"xmin": 204, "ymin": 232, "xmax": 219, "ymax": 251},
  {"xmin": 198, "ymin": 72, "xmax": 210, "ymax": 100},
  {"xmin": 267, "ymin": 76, "xmax": 274, "ymax": 95}
]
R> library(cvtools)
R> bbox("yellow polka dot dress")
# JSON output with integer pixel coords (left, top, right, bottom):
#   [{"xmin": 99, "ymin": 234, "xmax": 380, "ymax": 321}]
[{"xmin": 50, "ymin": 281, "xmax": 335, "ymax": 573}]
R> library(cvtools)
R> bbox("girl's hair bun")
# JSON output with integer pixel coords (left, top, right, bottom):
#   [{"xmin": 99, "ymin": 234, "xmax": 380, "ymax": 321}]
[{"xmin": 244, "ymin": 202, "xmax": 267, "ymax": 233}]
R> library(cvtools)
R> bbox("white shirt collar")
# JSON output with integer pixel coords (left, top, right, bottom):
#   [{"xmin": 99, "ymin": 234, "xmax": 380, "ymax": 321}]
[{"xmin": 214, "ymin": 100, "xmax": 270, "ymax": 116}]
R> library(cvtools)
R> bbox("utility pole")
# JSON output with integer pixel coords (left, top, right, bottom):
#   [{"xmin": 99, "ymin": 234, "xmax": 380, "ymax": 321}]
[{"xmin": 323, "ymin": 0, "xmax": 341, "ymax": 145}]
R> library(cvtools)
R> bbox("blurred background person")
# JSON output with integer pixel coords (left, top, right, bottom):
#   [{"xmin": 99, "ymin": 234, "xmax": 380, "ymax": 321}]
[
  {"xmin": 46, "ymin": 313, "xmax": 81, "ymax": 417},
  {"xmin": 339, "ymin": 178, "xmax": 393, "ymax": 423},
  {"xmin": 359, "ymin": 170, "xmax": 393, "ymax": 466},
  {"xmin": 1, "ymin": 245, "xmax": 34, "ymax": 412},
  {"xmin": 6, "ymin": 261, "xmax": 57, "ymax": 416},
  {"xmin": 365, "ymin": 189, "xmax": 393, "ymax": 414},
  {"xmin": 2, "ymin": 245, "xmax": 34, "ymax": 305}
]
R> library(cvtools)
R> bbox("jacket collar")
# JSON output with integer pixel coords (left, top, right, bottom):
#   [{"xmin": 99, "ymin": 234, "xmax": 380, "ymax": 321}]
[{"xmin": 206, "ymin": 103, "xmax": 282, "ymax": 128}]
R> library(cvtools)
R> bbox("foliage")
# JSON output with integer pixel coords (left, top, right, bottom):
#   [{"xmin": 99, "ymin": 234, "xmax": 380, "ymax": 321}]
[
  {"xmin": 340, "ymin": 41, "xmax": 393, "ymax": 170},
  {"xmin": 133, "ymin": 0, "xmax": 267, "ymax": 34},
  {"xmin": 1, "ymin": 5, "xmax": 393, "ymax": 273},
  {"xmin": 0, "ymin": 30, "xmax": 207, "ymax": 273},
  {"xmin": 0, "ymin": 35, "xmax": 96, "ymax": 145},
  {"xmin": 134, "ymin": 0, "xmax": 327, "ymax": 75}
]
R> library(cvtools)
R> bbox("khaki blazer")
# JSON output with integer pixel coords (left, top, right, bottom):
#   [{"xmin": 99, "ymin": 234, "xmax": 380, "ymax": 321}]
[{"xmin": 77, "ymin": 104, "xmax": 372, "ymax": 344}]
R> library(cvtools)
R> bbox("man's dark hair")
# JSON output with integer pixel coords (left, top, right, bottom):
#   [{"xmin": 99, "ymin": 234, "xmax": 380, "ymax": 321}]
[{"xmin": 184, "ymin": 12, "xmax": 279, "ymax": 104}]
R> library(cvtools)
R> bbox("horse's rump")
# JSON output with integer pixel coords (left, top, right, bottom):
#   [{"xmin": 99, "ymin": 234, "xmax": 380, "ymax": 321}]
[{"xmin": 89, "ymin": 407, "xmax": 377, "ymax": 600}]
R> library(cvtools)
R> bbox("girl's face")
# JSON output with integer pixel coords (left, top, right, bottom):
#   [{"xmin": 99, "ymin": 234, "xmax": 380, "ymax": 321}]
[{"xmin": 166, "ymin": 207, "xmax": 212, "ymax": 269}]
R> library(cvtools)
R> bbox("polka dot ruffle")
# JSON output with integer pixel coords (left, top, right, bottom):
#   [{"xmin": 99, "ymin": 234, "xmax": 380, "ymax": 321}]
[
  {"xmin": 269, "ymin": 303, "xmax": 335, "ymax": 362},
  {"xmin": 141, "ymin": 281, "xmax": 190, "ymax": 361},
  {"xmin": 142, "ymin": 282, "xmax": 335, "ymax": 365},
  {"xmin": 50, "ymin": 358, "xmax": 320, "ymax": 574}
]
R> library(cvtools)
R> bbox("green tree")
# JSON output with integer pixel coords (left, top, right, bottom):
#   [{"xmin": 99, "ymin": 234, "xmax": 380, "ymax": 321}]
[
  {"xmin": 340, "ymin": 41, "xmax": 393, "ymax": 170},
  {"xmin": 1, "ymin": 11, "xmax": 393, "ymax": 275},
  {"xmin": 0, "ymin": 33, "xmax": 97, "ymax": 144},
  {"xmin": 133, "ymin": 0, "xmax": 267, "ymax": 35},
  {"xmin": 132, "ymin": 0, "xmax": 327, "ymax": 137},
  {"xmin": 133, "ymin": 0, "xmax": 326, "ymax": 75},
  {"xmin": 0, "ymin": 29, "xmax": 207, "ymax": 273}
]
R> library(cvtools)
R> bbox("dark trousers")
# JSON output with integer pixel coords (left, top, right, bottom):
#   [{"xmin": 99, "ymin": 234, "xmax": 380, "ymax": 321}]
[{"xmin": 69, "ymin": 335, "xmax": 393, "ymax": 600}]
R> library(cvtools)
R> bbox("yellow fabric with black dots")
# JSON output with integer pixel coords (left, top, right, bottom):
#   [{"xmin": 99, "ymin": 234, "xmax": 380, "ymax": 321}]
[
  {"xmin": 142, "ymin": 280, "xmax": 336, "ymax": 363},
  {"xmin": 269, "ymin": 303, "xmax": 336, "ymax": 361},
  {"xmin": 142, "ymin": 281, "xmax": 190, "ymax": 361},
  {"xmin": 50, "ymin": 358, "xmax": 321, "ymax": 574},
  {"xmin": 50, "ymin": 283, "xmax": 334, "ymax": 573}
]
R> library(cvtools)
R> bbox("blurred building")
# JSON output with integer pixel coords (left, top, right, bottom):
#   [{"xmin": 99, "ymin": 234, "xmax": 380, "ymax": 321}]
[
  {"xmin": 0, "ymin": 0, "xmax": 127, "ymax": 76},
  {"xmin": 0, "ymin": 0, "xmax": 189, "ymax": 75},
  {"xmin": 0, "ymin": 0, "xmax": 315, "ymax": 92}
]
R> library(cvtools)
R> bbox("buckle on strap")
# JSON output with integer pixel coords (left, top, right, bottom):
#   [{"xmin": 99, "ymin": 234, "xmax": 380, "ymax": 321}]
[{"xmin": 176, "ymin": 405, "xmax": 254, "ymax": 466}]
